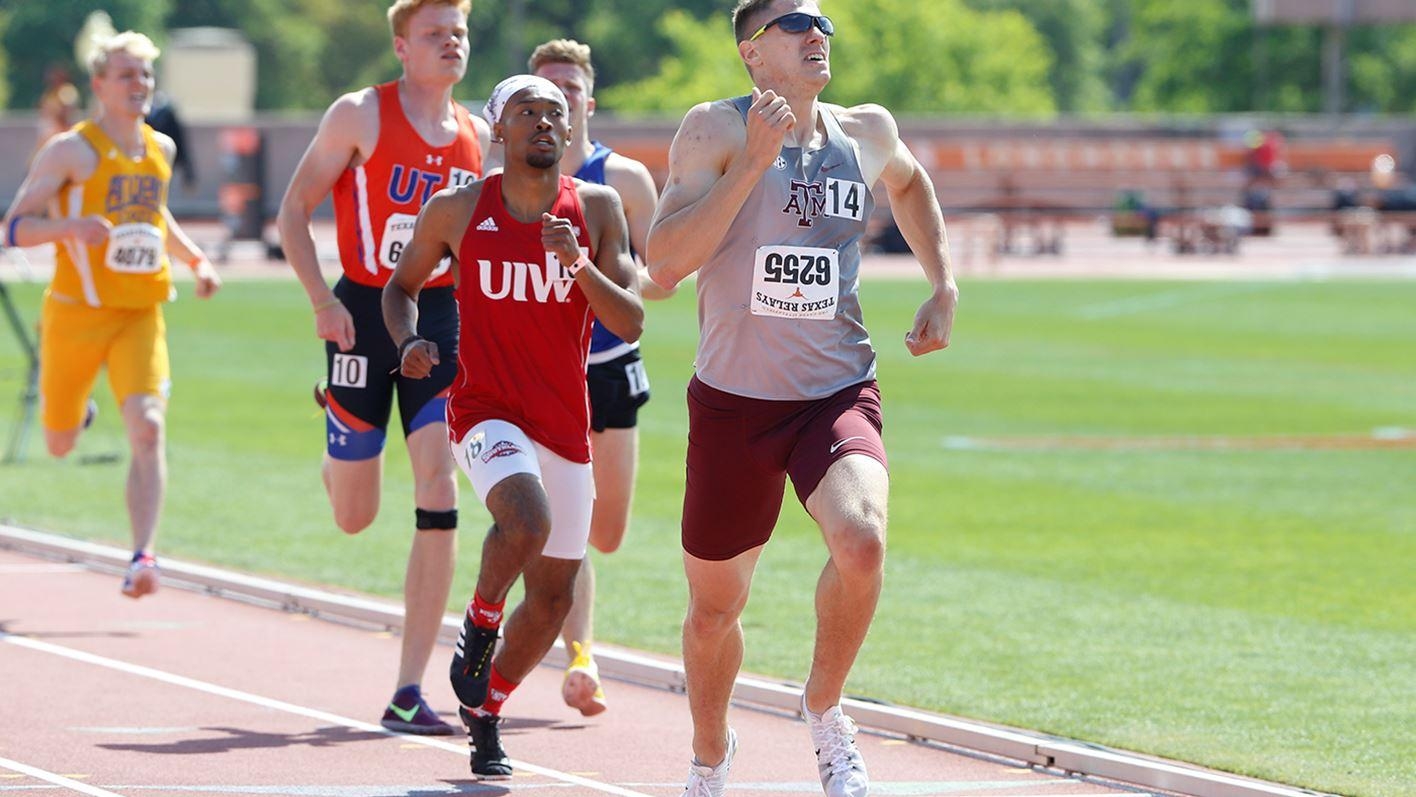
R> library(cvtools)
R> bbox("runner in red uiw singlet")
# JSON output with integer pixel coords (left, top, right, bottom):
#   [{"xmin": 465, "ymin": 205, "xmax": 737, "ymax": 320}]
[
  {"xmin": 381, "ymin": 74, "xmax": 643, "ymax": 781},
  {"xmin": 445, "ymin": 171, "xmax": 595, "ymax": 463}
]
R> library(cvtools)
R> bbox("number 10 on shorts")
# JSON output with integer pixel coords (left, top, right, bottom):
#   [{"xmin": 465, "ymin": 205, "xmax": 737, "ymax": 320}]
[
  {"xmin": 625, "ymin": 359, "xmax": 649, "ymax": 397},
  {"xmin": 332, "ymin": 353, "xmax": 368, "ymax": 389}
]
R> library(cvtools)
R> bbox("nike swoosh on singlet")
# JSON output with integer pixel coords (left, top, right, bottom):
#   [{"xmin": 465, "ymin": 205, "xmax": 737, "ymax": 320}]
[
  {"xmin": 829, "ymin": 436, "xmax": 866, "ymax": 454},
  {"xmin": 388, "ymin": 702, "xmax": 421, "ymax": 723}
]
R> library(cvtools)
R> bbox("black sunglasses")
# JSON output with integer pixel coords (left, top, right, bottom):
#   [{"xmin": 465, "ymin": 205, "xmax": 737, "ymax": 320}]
[{"xmin": 748, "ymin": 12, "xmax": 835, "ymax": 41}]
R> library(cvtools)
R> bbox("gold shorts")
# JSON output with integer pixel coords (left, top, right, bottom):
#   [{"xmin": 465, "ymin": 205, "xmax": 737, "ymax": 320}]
[{"xmin": 39, "ymin": 292, "xmax": 169, "ymax": 431}]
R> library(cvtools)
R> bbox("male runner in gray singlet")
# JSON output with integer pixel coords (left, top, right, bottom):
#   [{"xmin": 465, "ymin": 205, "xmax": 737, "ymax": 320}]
[{"xmin": 645, "ymin": 2, "xmax": 958, "ymax": 796}]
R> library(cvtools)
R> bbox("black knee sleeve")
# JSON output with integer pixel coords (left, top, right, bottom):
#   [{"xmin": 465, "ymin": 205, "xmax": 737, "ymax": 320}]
[{"xmin": 415, "ymin": 508, "xmax": 458, "ymax": 530}]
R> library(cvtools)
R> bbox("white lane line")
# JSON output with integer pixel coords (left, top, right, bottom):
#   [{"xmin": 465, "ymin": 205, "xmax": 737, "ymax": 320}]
[
  {"xmin": 1074, "ymin": 281, "xmax": 1274, "ymax": 319},
  {"xmin": 620, "ymin": 782, "xmax": 1091, "ymax": 794},
  {"xmin": 1, "ymin": 634, "xmax": 653, "ymax": 797},
  {"xmin": 0, "ymin": 756, "xmax": 125, "ymax": 796},
  {"xmin": 0, "ymin": 564, "xmax": 85, "ymax": 574}
]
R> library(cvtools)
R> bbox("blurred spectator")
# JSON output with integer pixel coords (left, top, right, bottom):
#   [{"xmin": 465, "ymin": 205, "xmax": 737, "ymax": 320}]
[
  {"xmin": 1244, "ymin": 129, "xmax": 1287, "ymax": 185},
  {"xmin": 1113, "ymin": 189, "xmax": 1158, "ymax": 241},
  {"xmin": 1238, "ymin": 129, "xmax": 1285, "ymax": 237},
  {"xmin": 1331, "ymin": 176, "xmax": 1361, "ymax": 211},
  {"xmin": 36, "ymin": 64, "xmax": 80, "ymax": 152},
  {"xmin": 1342, "ymin": 154, "xmax": 1416, "ymax": 254},
  {"xmin": 146, "ymin": 91, "xmax": 196, "ymax": 189},
  {"xmin": 1370, "ymin": 154, "xmax": 1416, "ymax": 210}
]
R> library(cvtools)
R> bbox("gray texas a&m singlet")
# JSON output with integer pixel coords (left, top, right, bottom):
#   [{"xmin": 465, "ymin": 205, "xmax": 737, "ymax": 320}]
[{"xmin": 693, "ymin": 96, "xmax": 876, "ymax": 400}]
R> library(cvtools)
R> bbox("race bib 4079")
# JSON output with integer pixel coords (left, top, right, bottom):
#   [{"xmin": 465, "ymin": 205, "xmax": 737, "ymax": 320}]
[{"xmin": 104, "ymin": 223, "xmax": 164, "ymax": 274}]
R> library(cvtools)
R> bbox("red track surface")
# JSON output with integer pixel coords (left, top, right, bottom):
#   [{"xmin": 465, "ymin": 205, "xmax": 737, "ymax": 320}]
[{"xmin": 0, "ymin": 548, "xmax": 1153, "ymax": 797}]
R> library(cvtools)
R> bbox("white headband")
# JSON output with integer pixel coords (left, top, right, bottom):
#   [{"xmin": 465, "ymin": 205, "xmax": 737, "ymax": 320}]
[{"xmin": 482, "ymin": 74, "xmax": 566, "ymax": 127}]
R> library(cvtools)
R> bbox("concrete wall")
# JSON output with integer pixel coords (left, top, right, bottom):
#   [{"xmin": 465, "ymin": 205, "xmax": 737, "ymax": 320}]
[
  {"xmin": 2, "ymin": 112, "xmax": 1411, "ymax": 222},
  {"xmin": 0, "ymin": 113, "xmax": 686, "ymax": 222}
]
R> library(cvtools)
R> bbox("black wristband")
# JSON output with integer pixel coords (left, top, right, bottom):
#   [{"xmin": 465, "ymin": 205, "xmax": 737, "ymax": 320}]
[{"xmin": 397, "ymin": 334, "xmax": 426, "ymax": 360}]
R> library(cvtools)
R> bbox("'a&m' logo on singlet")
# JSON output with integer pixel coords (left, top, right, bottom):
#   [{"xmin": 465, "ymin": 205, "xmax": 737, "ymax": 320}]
[
  {"xmin": 780, "ymin": 177, "xmax": 866, "ymax": 227},
  {"xmin": 782, "ymin": 180, "xmax": 827, "ymax": 228}
]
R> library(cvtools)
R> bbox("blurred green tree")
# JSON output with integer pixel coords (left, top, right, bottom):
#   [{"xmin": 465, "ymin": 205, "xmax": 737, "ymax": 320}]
[
  {"xmin": 1, "ymin": 0, "xmax": 167, "ymax": 110},
  {"xmin": 298, "ymin": 0, "xmax": 401, "ymax": 100},
  {"xmin": 166, "ymin": 0, "xmax": 322, "ymax": 111},
  {"xmin": 461, "ymin": 0, "xmax": 722, "ymax": 104},
  {"xmin": 600, "ymin": 0, "xmax": 1055, "ymax": 116},
  {"xmin": 968, "ymin": 0, "xmax": 1111, "ymax": 113},
  {"xmin": 596, "ymin": 10, "xmax": 746, "ymax": 114},
  {"xmin": 1116, "ymin": 0, "xmax": 1255, "ymax": 113},
  {"xmin": 1348, "ymin": 25, "xmax": 1416, "ymax": 114},
  {"xmin": 6, "ymin": 0, "xmax": 1415, "ymax": 115},
  {"xmin": 1110, "ymin": 0, "xmax": 1416, "ymax": 114}
]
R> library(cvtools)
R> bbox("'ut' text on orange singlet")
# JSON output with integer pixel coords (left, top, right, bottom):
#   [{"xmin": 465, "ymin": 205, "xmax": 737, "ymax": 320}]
[{"xmin": 331, "ymin": 81, "xmax": 484, "ymax": 289}]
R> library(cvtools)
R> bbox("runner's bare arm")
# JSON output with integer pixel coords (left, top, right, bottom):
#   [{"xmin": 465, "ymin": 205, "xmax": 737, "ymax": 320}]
[
  {"xmin": 155, "ymin": 128, "xmax": 220, "ymax": 297},
  {"xmin": 559, "ymin": 186, "xmax": 643, "ymax": 343},
  {"xmin": 276, "ymin": 91, "xmax": 376, "ymax": 350},
  {"xmin": 606, "ymin": 154, "xmax": 673, "ymax": 300},
  {"xmin": 647, "ymin": 91, "xmax": 791, "ymax": 289},
  {"xmin": 2, "ymin": 135, "xmax": 109, "ymax": 247},
  {"xmin": 860, "ymin": 105, "xmax": 958, "ymax": 356},
  {"xmin": 383, "ymin": 186, "xmax": 472, "ymax": 378},
  {"xmin": 160, "ymin": 206, "xmax": 222, "ymax": 299}
]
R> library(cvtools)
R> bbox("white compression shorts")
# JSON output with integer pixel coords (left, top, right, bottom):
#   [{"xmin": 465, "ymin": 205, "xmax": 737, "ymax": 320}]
[{"xmin": 451, "ymin": 419, "xmax": 593, "ymax": 560}]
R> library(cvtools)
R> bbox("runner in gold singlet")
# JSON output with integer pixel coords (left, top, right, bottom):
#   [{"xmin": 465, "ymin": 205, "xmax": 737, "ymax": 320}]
[{"xmin": 2, "ymin": 31, "xmax": 222, "ymax": 600}]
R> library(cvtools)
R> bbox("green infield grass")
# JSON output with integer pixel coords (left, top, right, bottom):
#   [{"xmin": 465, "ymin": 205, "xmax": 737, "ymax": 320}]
[{"xmin": 1, "ymin": 276, "xmax": 1412, "ymax": 797}]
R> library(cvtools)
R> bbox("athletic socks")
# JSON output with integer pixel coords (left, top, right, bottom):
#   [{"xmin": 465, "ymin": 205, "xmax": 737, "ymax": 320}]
[
  {"xmin": 469, "ymin": 592, "xmax": 505, "ymax": 629},
  {"xmin": 472, "ymin": 665, "xmax": 518, "ymax": 717}
]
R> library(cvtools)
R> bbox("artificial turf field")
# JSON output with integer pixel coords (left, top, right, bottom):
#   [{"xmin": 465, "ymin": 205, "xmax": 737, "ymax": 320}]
[{"xmin": 1, "ymin": 276, "xmax": 1412, "ymax": 797}]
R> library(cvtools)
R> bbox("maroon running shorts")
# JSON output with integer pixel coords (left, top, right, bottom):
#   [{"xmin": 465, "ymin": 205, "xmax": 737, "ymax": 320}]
[{"xmin": 681, "ymin": 375, "xmax": 887, "ymax": 561}]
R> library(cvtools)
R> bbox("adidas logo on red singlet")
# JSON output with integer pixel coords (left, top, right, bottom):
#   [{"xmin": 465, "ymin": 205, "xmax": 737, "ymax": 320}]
[{"xmin": 475, "ymin": 217, "xmax": 498, "ymax": 232}]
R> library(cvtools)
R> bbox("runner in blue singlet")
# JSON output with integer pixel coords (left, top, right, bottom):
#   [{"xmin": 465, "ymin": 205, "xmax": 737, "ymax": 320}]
[{"xmin": 530, "ymin": 38, "xmax": 676, "ymax": 718}]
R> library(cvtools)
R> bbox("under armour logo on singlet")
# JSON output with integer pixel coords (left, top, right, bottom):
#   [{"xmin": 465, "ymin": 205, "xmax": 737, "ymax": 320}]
[{"xmin": 427, "ymin": 154, "xmax": 443, "ymax": 166}]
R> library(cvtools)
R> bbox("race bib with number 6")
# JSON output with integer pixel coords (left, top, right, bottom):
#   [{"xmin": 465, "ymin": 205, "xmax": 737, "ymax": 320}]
[
  {"xmin": 750, "ymin": 245, "xmax": 839, "ymax": 320},
  {"xmin": 380, "ymin": 213, "xmax": 449, "ymax": 279},
  {"xmin": 104, "ymin": 223, "xmax": 164, "ymax": 274}
]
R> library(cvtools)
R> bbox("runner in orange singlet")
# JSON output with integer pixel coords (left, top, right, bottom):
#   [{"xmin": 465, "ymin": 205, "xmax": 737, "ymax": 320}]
[{"xmin": 276, "ymin": 0, "xmax": 490, "ymax": 735}]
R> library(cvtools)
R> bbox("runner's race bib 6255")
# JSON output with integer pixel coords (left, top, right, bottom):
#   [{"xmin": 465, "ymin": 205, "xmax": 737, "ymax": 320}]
[
  {"xmin": 104, "ymin": 223, "xmax": 164, "ymax": 274},
  {"xmin": 750, "ymin": 245, "xmax": 839, "ymax": 320}
]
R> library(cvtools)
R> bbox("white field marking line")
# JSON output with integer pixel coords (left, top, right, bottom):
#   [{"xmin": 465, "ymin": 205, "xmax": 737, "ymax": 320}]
[
  {"xmin": 1075, "ymin": 281, "xmax": 1276, "ymax": 319},
  {"xmin": 617, "ymin": 781, "xmax": 1092, "ymax": 794},
  {"xmin": 0, "ymin": 756, "xmax": 126, "ymax": 796},
  {"xmin": 0, "ymin": 526, "xmax": 1328, "ymax": 797},
  {"xmin": 0, "ymin": 634, "xmax": 653, "ymax": 797},
  {"xmin": 940, "ymin": 429, "xmax": 1416, "ymax": 452},
  {"xmin": 0, "ymin": 563, "xmax": 85, "ymax": 574}
]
